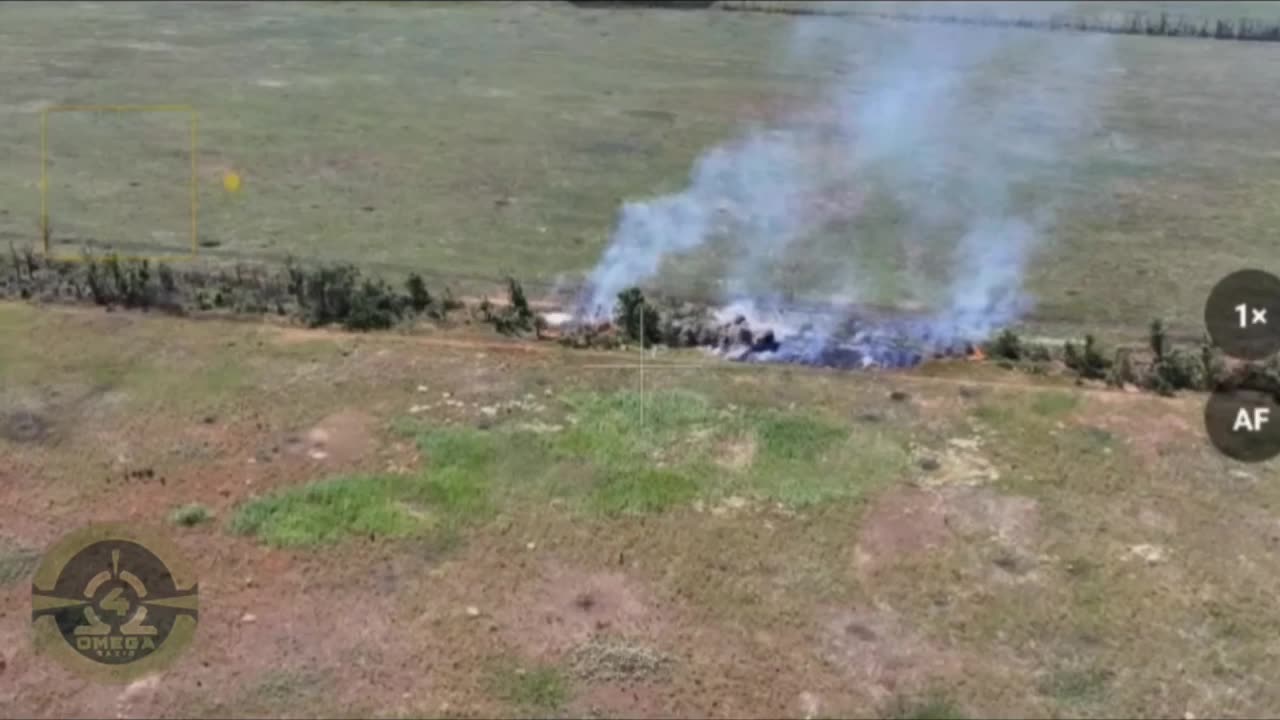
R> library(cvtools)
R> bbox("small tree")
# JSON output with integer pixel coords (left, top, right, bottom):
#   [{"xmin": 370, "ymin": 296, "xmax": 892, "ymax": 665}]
[
  {"xmin": 405, "ymin": 273, "xmax": 433, "ymax": 313},
  {"xmin": 1064, "ymin": 334, "xmax": 1111, "ymax": 380},
  {"xmin": 1145, "ymin": 348, "xmax": 1204, "ymax": 396},
  {"xmin": 1148, "ymin": 319, "xmax": 1167, "ymax": 361},
  {"xmin": 83, "ymin": 252, "xmax": 108, "ymax": 306},
  {"xmin": 506, "ymin": 277, "xmax": 534, "ymax": 332},
  {"xmin": 615, "ymin": 287, "xmax": 661, "ymax": 348},
  {"xmin": 1200, "ymin": 339, "xmax": 1227, "ymax": 391},
  {"xmin": 1106, "ymin": 348, "xmax": 1136, "ymax": 387},
  {"xmin": 344, "ymin": 277, "xmax": 401, "ymax": 331},
  {"xmin": 157, "ymin": 263, "xmax": 177, "ymax": 294},
  {"xmin": 986, "ymin": 329, "xmax": 1022, "ymax": 361}
]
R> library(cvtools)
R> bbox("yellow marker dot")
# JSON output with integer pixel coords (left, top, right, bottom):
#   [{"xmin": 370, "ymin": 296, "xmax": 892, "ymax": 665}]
[{"xmin": 223, "ymin": 171, "xmax": 242, "ymax": 193}]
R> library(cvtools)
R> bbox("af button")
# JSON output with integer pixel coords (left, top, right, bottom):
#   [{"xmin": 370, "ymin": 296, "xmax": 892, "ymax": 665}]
[
  {"xmin": 1204, "ymin": 269, "xmax": 1280, "ymax": 361},
  {"xmin": 1205, "ymin": 389, "xmax": 1280, "ymax": 463}
]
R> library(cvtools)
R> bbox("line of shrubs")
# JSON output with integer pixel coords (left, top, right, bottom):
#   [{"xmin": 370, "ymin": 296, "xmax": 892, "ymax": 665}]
[
  {"xmin": 4, "ymin": 243, "xmax": 562, "ymax": 338},
  {"xmin": 984, "ymin": 320, "xmax": 1280, "ymax": 398},
  {"xmin": 2, "ymin": 244, "xmax": 467, "ymax": 332},
  {"xmin": 717, "ymin": 2, "xmax": 1280, "ymax": 43}
]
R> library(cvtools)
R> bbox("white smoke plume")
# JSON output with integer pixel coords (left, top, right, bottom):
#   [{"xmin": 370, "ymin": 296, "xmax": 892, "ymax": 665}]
[{"xmin": 577, "ymin": 5, "xmax": 1113, "ymax": 354}]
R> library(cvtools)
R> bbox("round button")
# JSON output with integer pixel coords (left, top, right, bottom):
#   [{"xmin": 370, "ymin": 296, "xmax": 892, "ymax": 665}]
[
  {"xmin": 1205, "ymin": 388, "xmax": 1280, "ymax": 463},
  {"xmin": 1204, "ymin": 269, "xmax": 1280, "ymax": 361}
]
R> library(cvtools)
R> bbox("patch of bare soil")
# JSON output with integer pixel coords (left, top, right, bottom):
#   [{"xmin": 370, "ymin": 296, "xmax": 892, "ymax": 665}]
[
  {"xmin": 570, "ymin": 682, "xmax": 676, "ymax": 719},
  {"xmin": 497, "ymin": 562, "xmax": 669, "ymax": 660},
  {"xmin": 291, "ymin": 409, "xmax": 377, "ymax": 465},
  {"xmin": 821, "ymin": 605, "xmax": 968, "ymax": 705},
  {"xmin": 945, "ymin": 490, "xmax": 1039, "ymax": 551},
  {"xmin": 853, "ymin": 486, "xmax": 952, "ymax": 576},
  {"xmin": 1072, "ymin": 393, "xmax": 1199, "ymax": 466},
  {"xmin": 713, "ymin": 435, "xmax": 756, "ymax": 471},
  {"xmin": 854, "ymin": 484, "xmax": 1041, "ymax": 578}
]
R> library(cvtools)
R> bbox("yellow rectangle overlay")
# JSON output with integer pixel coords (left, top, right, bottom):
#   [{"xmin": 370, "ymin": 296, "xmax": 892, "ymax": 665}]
[{"xmin": 40, "ymin": 105, "xmax": 199, "ymax": 263}]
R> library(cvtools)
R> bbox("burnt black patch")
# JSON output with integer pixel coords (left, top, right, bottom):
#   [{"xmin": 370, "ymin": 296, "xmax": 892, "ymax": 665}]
[
  {"xmin": 0, "ymin": 410, "xmax": 51, "ymax": 444},
  {"xmin": 844, "ymin": 622, "xmax": 878, "ymax": 642}
]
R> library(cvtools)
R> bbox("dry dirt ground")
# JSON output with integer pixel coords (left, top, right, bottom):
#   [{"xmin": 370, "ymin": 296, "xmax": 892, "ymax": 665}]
[{"xmin": 2, "ymin": 302, "xmax": 1279, "ymax": 719}]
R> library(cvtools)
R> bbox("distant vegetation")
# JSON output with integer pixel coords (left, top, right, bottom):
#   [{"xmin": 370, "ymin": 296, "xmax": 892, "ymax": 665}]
[{"xmin": 715, "ymin": 2, "xmax": 1280, "ymax": 42}]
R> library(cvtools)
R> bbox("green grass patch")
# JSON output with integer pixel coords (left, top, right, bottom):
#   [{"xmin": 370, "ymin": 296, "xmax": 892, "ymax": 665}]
[
  {"xmin": 409, "ymin": 466, "xmax": 492, "ymax": 519},
  {"xmin": 1030, "ymin": 391, "xmax": 1081, "ymax": 418},
  {"xmin": 170, "ymin": 503, "xmax": 214, "ymax": 527},
  {"xmin": 753, "ymin": 412, "xmax": 846, "ymax": 462},
  {"xmin": 234, "ymin": 389, "xmax": 911, "ymax": 547},
  {"xmin": 749, "ymin": 426, "xmax": 908, "ymax": 507},
  {"xmin": 231, "ymin": 427, "xmax": 504, "ymax": 547},
  {"xmin": 971, "ymin": 402, "xmax": 1011, "ymax": 426},
  {"xmin": 417, "ymin": 425, "xmax": 503, "ymax": 471},
  {"xmin": 490, "ymin": 664, "xmax": 570, "ymax": 713},
  {"xmin": 1038, "ymin": 665, "xmax": 1113, "ymax": 705},
  {"xmin": 229, "ymin": 474, "xmax": 427, "ymax": 547},
  {"xmin": 553, "ymin": 389, "xmax": 907, "ymax": 509},
  {"xmin": 555, "ymin": 389, "xmax": 724, "ymax": 468},
  {"xmin": 591, "ymin": 466, "xmax": 700, "ymax": 516}
]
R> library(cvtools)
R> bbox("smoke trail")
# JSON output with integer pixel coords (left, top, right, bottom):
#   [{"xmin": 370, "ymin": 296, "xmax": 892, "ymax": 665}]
[{"xmin": 578, "ymin": 7, "xmax": 1112, "ymax": 350}]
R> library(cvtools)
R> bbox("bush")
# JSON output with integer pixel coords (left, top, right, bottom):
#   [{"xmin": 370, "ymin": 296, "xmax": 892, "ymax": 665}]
[
  {"xmin": 158, "ymin": 263, "xmax": 177, "ymax": 294},
  {"xmin": 488, "ymin": 278, "xmax": 537, "ymax": 336},
  {"xmin": 84, "ymin": 252, "xmax": 107, "ymax": 305},
  {"xmin": 986, "ymin": 329, "xmax": 1022, "ymax": 361},
  {"xmin": 1200, "ymin": 341, "xmax": 1227, "ymax": 390},
  {"xmin": 1106, "ymin": 348, "xmax": 1136, "ymax": 387},
  {"xmin": 343, "ymin": 277, "xmax": 403, "ymax": 331},
  {"xmin": 121, "ymin": 259, "xmax": 155, "ymax": 309},
  {"xmin": 76, "ymin": 253, "xmax": 159, "ymax": 309},
  {"xmin": 507, "ymin": 277, "xmax": 532, "ymax": 322},
  {"xmin": 284, "ymin": 256, "xmax": 307, "ymax": 306},
  {"xmin": 1063, "ymin": 334, "xmax": 1111, "ymax": 380},
  {"xmin": 615, "ymin": 287, "xmax": 661, "ymax": 348},
  {"xmin": 1145, "ymin": 347, "xmax": 1204, "ymax": 396},
  {"xmin": 1222, "ymin": 355, "xmax": 1280, "ymax": 401},
  {"xmin": 170, "ymin": 503, "xmax": 213, "ymax": 527},
  {"xmin": 405, "ymin": 272, "xmax": 433, "ymax": 313}
]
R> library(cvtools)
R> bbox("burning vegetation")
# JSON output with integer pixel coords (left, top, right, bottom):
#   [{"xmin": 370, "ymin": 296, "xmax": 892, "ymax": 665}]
[
  {"xmin": 552, "ymin": 284, "xmax": 1280, "ymax": 400},
  {"xmin": 561, "ymin": 284, "xmax": 984, "ymax": 370}
]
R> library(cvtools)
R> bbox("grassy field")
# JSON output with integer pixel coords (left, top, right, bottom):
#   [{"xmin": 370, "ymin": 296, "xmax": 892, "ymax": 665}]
[
  {"xmin": 1, "ymin": 1, "xmax": 1278, "ymax": 340},
  {"xmin": 2, "ymin": 302, "xmax": 1279, "ymax": 717}
]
